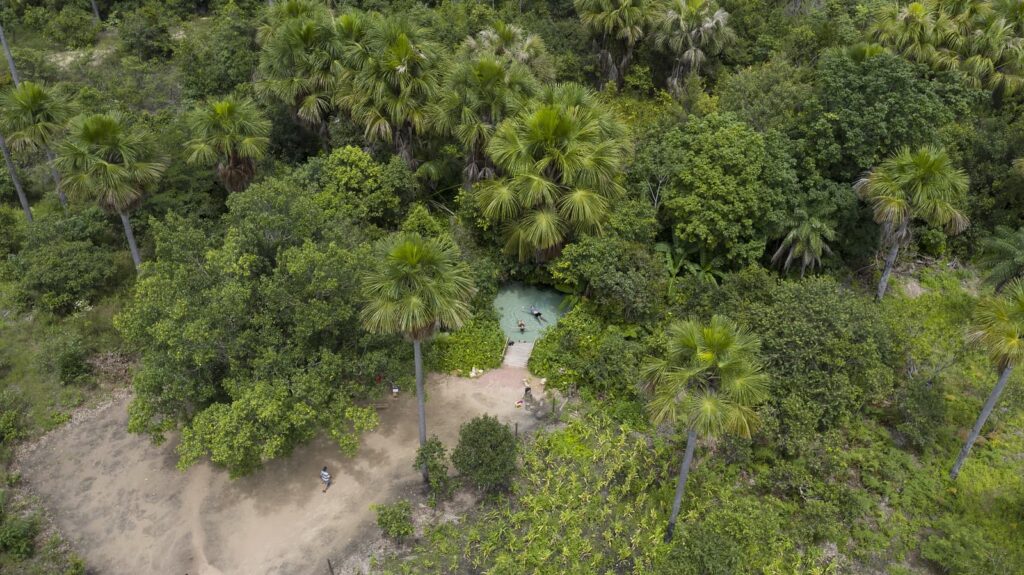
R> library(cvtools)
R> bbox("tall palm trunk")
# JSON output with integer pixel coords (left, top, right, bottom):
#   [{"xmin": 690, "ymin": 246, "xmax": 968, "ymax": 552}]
[
  {"xmin": 413, "ymin": 338, "xmax": 428, "ymax": 482},
  {"xmin": 667, "ymin": 61, "xmax": 684, "ymax": 97},
  {"xmin": 664, "ymin": 429, "xmax": 697, "ymax": 542},
  {"xmin": 1, "ymin": 133, "xmax": 30, "ymax": 221},
  {"xmin": 0, "ymin": 21, "xmax": 20, "ymax": 86},
  {"xmin": 119, "ymin": 210, "xmax": 142, "ymax": 270},
  {"xmin": 950, "ymin": 365, "xmax": 1014, "ymax": 480},
  {"xmin": 876, "ymin": 220, "xmax": 909, "ymax": 301},
  {"xmin": 89, "ymin": 0, "xmax": 102, "ymax": 22},
  {"xmin": 45, "ymin": 149, "xmax": 68, "ymax": 209}
]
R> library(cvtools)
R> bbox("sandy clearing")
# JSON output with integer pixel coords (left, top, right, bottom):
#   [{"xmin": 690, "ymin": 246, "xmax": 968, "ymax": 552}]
[{"xmin": 17, "ymin": 368, "xmax": 544, "ymax": 575}]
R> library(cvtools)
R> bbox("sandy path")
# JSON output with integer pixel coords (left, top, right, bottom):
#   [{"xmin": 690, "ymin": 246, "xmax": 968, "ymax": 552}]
[{"xmin": 17, "ymin": 368, "xmax": 542, "ymax": 574}]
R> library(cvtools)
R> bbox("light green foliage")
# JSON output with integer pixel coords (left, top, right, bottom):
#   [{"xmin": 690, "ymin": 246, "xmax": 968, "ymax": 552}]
[
  {"xmin": 551, "ymin": 233, "xmax": 665, "ymax": 322},
  {"xmin": 0, "ymin": 207, "xmax": 24, "ymax": 258},
  {"xmin": 372, "ymin": 500, "xmax": 414, "ymax": 541},
  {"xmin": 300, "ymin": 145, "xmax": 414, "ymax": 229},
  {"xmin": 652, "ymin": 113, "xmax": 795, "ymax": 268},
  {"xmin": 427, "ymin": 315, "xmax": 505, "ymax": 374},
  {"xmin": 382, "ymin": 416, "xmax": 671, "ymax": 574},
  {"xmin": 399, "ymin": 204, "xmax": 444, "ymax": 237},
  {"xmin": 451, "ymin": 414, "xmax": 516, "ymax": 493},
  {"xmin": 117, "ymin": 174, "xmax": 406, "ymax": 476},
  {"xmin": 529, "ymin": 306, "xmax": 643, "ymax": 397},
  {"xmin": 0, "ymin": 492, "xmax": 38, "ymax": 560}
]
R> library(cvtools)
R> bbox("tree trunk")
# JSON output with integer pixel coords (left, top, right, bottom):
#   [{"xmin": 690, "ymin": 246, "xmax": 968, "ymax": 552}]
[
  {"xmin": 876, "ymin": 222, "xmax": 907, "ymax": 301},
  {"xmin": 119, "ymin": 211, "xmax": 142, "ymax": 271},
  {"xmin": 668, "ymin": 61, "xmax": 683, "ymax": 98},
  {"xmin": 664, "ymin": 429, "xmax": 697, "ymax": 542},
  {"xmin": 1, "ymin": 134, "xmax": 30, "ymax": 221},
  {"xmin": 89, "ymin": 0, "xmax": 102, "ymax": 22},
  {"xmin": 950, "ymin": 365, "xmax": 1014, "ymax": 480},
  {"xmin": 0, "ymin": 21, "xmax": 20, "ymax": 86},
  {"xmin": 45, "ymin": 149, "xmax": 68, "ymax": 209},
  {"xmin": 413, "ymin": 338, "xmax": 428, "ymax": 482}
]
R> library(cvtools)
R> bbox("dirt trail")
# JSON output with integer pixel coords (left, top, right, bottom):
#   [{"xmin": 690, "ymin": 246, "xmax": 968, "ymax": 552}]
[{"xmin": 17, "ymin": 368, "xmax": 542, "ymax": 574}]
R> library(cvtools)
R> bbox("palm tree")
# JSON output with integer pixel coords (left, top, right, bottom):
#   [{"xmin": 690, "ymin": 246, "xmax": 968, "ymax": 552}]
[
  {"xmin": 641, "ymin": 316, "xmax": 767, "ymax": 542},
  {"xmin": 869, "ymin": 1, "xmax": 960, "ymax": 71},
  {"xmin": 431, "ymin": 53, "xmax": 536, "ymax": 188},
  {"xmin": 651, "ymin": 0, "xmax": 734, "ymax": 96},
  {"xmin": 360, "ymin": 233, "xmax": 476, "ymax": 481},
  {"xmin": 979, "ymin": 226, "xmax": 1024, "ymax": 293},
  {"xmin": 464, "ymin": 22, "xmax": 554, "ymax": 81},
  {"xmin": 0, "ymin": 81, "xmax": 73, "ymax": 208},
  {"xmin": 771, "ymin": 215, "xmax": 836, "ymax": 278},
  {"xmin": 575, "ymin": 0, "xmax": 654, "ymax": 88},
  {"xmin": 0, "ymin": 19, "xmax": 29, "ymax": 221},
  {"xmin": 854, "ymin": 145, "xmax": 969, "ymax": 300},
  {"xmin": 950, "ymin": 279, "xmax": 1024, "ymax": 480},
  {"xmin": 54, "ymin": 113, "xmax": 166, "ymax": 270},
  {"xmin": 335, "ymin": 13, "xmax": 439, "ymax": 169},
  {"xmin": 256, "ymin": 0, "xmax": 342, "ymax": 149},
  {"xmin": 186, "ymin": 96, "xmax": 271, "ymax": 193},
  {"xmin": 475, "ymin": 83, "xmax": 629, "ymax": 261}
]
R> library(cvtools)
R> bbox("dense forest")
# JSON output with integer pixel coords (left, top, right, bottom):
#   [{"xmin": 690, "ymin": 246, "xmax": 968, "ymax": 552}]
[{"xmin": 0, "ymin": 0, "xmax": 1023, "ymax": 573}]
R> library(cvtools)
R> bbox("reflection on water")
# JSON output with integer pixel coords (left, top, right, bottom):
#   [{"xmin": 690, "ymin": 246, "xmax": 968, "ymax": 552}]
[{"xmin": 493, "ymin": 282, "xmax": 567, "ymax": 343}]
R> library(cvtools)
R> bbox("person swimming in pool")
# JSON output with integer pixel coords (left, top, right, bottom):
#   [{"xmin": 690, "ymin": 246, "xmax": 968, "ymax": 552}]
[{"xmin": 529, "ymin": 305, "xmax": 546, "ymax": 323}]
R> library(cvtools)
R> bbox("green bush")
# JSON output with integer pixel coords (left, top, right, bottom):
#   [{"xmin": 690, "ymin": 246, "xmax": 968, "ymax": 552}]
[
  {"xmin": 528, "ymin": 306, "xmax": 643, "ymax": 397},
  {"xmin": 24, "ymin": 6, "xmax": 99, "ymax": 49},
  {"xmin": 428, "ymin": 316, "xmax": 505, "ymax": 374},
  {"xmin": 0, "ymin": 491, "xmax": 38, "ymax": 560},
  {"xmin": 42, "ymin": 331, "xmax": 94, "ymax": 386},
  {"xmin": 0, "ymin": 207, "xmax": 24, "ymax": 257},
  {"xmin": 451, "ymin": 415, "xmax": 516, "ymax": 493},
  {"xmin": 414, "ymin": 437, "xmax": 452, "ymax": 505},
  {"xmin": 174, "ymin": 2, "xmax": 259, "ymax": 99},
  {"xmin": 119, "ymin": 2, "xmax": 175, "ymax": 60},
  {"xmin": 0, "ymin": 391, "xmax": 25, "ymax": 448},
  {"xmin": 372, "ymin": 500, "xmax": 414, "ymax": 541},
  {"xmin": 2, "ymin": 239, "xmax": 116, "ymax": 315}
]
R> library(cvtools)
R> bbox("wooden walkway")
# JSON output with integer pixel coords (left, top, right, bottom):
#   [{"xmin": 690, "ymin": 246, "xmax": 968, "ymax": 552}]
[{"xmin": 502, "ymin": 341, "xmax": 533, "ymax": 368}]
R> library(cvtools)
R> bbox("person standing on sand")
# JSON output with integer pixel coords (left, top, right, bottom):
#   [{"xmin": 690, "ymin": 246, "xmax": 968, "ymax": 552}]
[{"xmin": 320, "ymin": 466, "xmax": 332, "ymax": 493}]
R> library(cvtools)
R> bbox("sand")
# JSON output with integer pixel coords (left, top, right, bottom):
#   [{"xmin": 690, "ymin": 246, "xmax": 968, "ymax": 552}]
[{"xmin": 16, "ymin": 368, "xmax": 544, "ymax": 575}]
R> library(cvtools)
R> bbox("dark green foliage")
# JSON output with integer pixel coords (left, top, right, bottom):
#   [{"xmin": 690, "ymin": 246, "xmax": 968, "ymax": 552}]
[
  {"xmin": 529, "ymin": 306, "xmax": 643, "ymax": 397},
  {"xmin": 116, "ymin": 173, "xmax": 406, "ymax": 476},
  {"xmin": 0, "ymin": 208, "xmax": 23, "ymax": 257},
  {"xmin": 174, "ymin": 3, "xmax": 259, "ymax": 99},
  {"xmin": 119, "ymin": 2, "xmax": 175, "ymax": 60},
  {"xmin": 372, "ymin": 500, "xmax": 413, "ymax": 541},
  {"xmin": 0, "ymin": 491, "xmax": 38, "ymax": 560},
  {"xmin": 414, "ymin": 436, "xmax": 452, "ymax": 504},
  {"xmin": 2, "ymin": 239, "xmax": 116, "ymax": 315},
  {"xmin": 451, "ymin": 414, "xmax": 516, "ymax": 493},
  {"xmin": 22, "ymin": 5, "xmax": 99, "ymax": 49},
  {"xmin": 810, "ymin": 51, "xmax": 958, "ymax": 181},
  {"xmin": 551, "ymin": 234, "xmax": 665, "ymax": 322},
  {"xmin": 637, "ymin": 114, "xmax": 797, "ymax": 268},
  {"xmin": 41, "ymin": 331, "xmax": 93, "ymax": 387},
  {"xmin": 428, "ymin": 315, "xmax": 505, "ymax": 374},
  {"xmin": 687, "ymin": 268, "xmax": 899, "ymax": 455}
]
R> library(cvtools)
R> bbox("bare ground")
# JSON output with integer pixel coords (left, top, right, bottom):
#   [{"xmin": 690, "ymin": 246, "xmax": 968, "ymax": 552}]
[{"xmin": 15, "ymin": 368, "xmax": 543, "ymax": 575}]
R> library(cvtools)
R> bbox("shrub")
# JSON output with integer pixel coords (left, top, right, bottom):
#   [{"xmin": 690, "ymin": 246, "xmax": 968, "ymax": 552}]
[
  {"xmin": 24, "ymin": 6, "xmax": 99, "ymax": 49},
  {"xmin": 175, "ymin": 2, "xmax": 259, "ymax": 98},
  {"xmin": 42, "ymin": 330, "xmax": 94, "ymax": 386},
  {"xmin": 0, "ymin": 207, "xmax": 24, "ymax": 257},
  {"xmin": 528, "ymin": 307, "xmax": 643, "ymax": 397},
  {"xmin": 372, "ymin": 500, "xmax": 414, "ymax": 541},
  {"xmin": 428, "ymin": 316, "xmax": 505, "ymax": 374},
  {"xmin": 2, "ymin": 239, "xmax": 115, "ymax": 315},
  {"xmin": 0, "ymin": 391, "xmax": 25, "ymax": 448},
  {"xmin": 0, "ymin": 491, "xmax": 38, "ymax": 560},
  {"xmin": 452, "ymin": 415, "xmax": 517, "ymax": 493},
  {"xmin": 414, "ymin": 437, "xmax": 452, "ymax": 504},
  {"xmin": 119, "ymin": 2, "xmax": 175, "ymax": 60}
]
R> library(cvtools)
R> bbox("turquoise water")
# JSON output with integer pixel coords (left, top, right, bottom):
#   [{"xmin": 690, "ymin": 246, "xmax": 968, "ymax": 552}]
[{"xmin": 493, "ymin": 282, "xmax": 567, "ymax": 343}]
